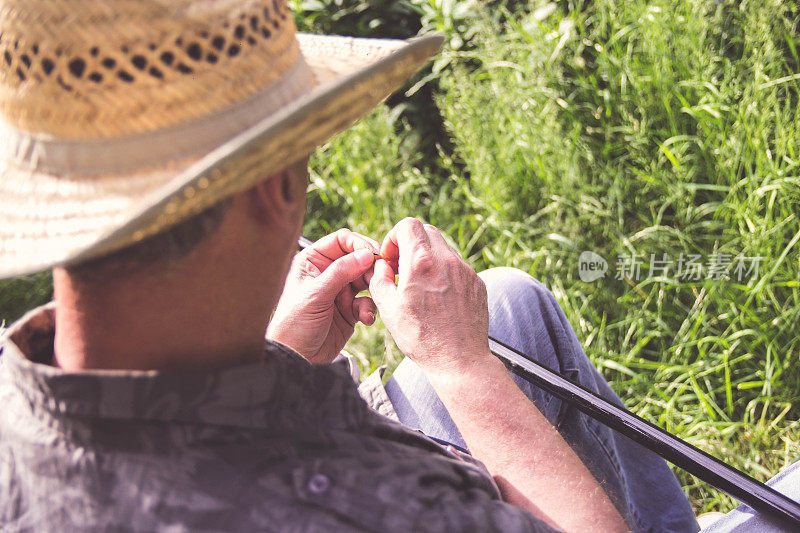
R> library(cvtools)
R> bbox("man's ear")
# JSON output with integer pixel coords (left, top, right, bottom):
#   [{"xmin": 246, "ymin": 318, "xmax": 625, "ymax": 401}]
[{"xmin": 249, "ymin": 161, "xmax": 308, "ymax": 226}]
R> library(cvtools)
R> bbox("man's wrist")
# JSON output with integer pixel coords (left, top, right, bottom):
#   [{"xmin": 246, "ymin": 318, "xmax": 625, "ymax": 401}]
[{"xmin": 421, "ymin": 351, "xmax": 509, "ymax": 393}]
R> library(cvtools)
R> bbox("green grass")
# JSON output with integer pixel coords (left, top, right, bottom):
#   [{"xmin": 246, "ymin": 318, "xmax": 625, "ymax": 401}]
[
  {"xmin": 2, "ymin": 0, "xmax": 799, "ymax": 517},
  {"xmin": 0, "ymin": 272, "xmax": 52, "ymax": 327}
]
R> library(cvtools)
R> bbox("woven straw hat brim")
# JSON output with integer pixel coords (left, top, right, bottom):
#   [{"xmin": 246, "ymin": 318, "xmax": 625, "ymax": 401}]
[{"xmin": 0, "ymin": 33, "xmax": 443, "ymax": 279}]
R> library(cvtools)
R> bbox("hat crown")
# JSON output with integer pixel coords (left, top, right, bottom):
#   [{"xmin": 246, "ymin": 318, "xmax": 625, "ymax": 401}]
[{"xmin": 0, "ymin": 0, "xmax": 300, "ymax": 138}]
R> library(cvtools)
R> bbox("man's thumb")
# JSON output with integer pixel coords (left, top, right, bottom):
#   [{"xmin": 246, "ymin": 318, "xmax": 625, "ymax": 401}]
[
  {"xmin": 315, "ymin": 249, "xmax": 375, "ymax": 300},
  {"xmin": 368, "ymin": 259, "xmax": 397, "ymax": 306}
]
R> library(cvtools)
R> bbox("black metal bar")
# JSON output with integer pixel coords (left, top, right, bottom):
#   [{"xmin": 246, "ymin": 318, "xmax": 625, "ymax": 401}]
[{"xmin": 297, "ymin": 234, "xmax": 800, "ymax": 527}]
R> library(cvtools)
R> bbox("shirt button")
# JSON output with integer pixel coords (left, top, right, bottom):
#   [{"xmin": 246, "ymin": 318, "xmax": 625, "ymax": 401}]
[{"xmin": 308, "ymin": 473, "xmax": 330, "ymax": 495}]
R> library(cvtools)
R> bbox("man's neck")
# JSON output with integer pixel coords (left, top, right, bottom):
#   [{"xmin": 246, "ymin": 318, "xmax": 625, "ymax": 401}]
[{"xmin": 52, "ymin": 264, "xmax": 275, "ymax": 371}]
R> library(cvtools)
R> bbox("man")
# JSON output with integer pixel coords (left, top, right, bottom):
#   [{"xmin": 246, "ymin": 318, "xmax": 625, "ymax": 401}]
[{"xmin": 0, "ymin": 0, "xmax": 711, "ymax": 531}]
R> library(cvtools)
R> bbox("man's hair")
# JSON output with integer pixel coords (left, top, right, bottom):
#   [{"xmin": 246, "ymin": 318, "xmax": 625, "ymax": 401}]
[{"xmin": 67, "ymin": 198, "xmax": 233, "ymax": 282}]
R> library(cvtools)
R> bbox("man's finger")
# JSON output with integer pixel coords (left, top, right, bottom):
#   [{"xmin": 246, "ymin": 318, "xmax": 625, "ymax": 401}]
[
  {"xmin": 349, "ymin": 266, "xmax": 373, "ymax": 294},
  {"xmin": 368, "ymin": 259, "xmax": 397, "ymax": 307},
  {"xmin": 314, "ymin": 249, "xmax": 376, "ymax": 301},
  {"xmin": 307, "ymin": 229, "xmax": 380, "ymax": 267},
  {"xmin": 335, "ymin": 287, "xmax": 357, "ymax": 328},
  {"xmin": 423, "ymin": 224, "xmax": 450, "ymax": 249},
  {"xmin": 353, "ymin": 296, "xmax": 377, "ymax": 326},
  {"xmin": 380, "ymin": 218, "xmax": 431, "ymax": 282}
]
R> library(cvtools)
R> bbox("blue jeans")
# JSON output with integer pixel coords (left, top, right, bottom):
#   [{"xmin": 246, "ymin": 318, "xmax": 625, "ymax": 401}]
[
  {"xmin": 384, "ymin": 267, "xmax": 699, "ymax": 532},
  {"xmin": 701, "ymin": 460, "xmax": 800, "ymax": 532}
]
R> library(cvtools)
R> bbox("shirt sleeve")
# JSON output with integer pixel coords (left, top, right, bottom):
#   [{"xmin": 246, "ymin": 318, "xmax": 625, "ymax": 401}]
[{"xmin": 411, "ymin": 486, "xmax": 563, "ymax": 532}]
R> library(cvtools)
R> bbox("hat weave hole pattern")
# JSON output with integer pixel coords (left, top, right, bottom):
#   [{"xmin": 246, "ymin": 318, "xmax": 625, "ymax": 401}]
[{"xmin": 0, "ymin": 0, "xmax": 298, "ymax": 138}]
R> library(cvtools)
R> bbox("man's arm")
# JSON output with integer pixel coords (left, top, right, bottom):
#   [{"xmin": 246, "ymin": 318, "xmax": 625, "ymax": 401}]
[
  {"xmin": 369, "ymin": 218, "xmax": 628, "ymax": 532},
  {"xmin": 425, "ymin": 357, "xmax": 627, "ymax": 531}
]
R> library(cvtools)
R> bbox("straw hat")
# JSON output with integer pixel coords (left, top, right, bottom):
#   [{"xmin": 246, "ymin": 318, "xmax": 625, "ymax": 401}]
[{"xmin": 0, "ymin": 0, "xmax": 442, "ymax": 278}]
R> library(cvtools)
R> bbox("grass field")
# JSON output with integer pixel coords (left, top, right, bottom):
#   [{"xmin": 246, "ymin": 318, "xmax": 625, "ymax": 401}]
[{"xmin": 2, "ymin": 0, "xmax": 799, "ymax": 517}]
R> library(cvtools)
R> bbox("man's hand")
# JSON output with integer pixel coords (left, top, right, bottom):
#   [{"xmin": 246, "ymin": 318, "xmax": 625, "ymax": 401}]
[
  {"xmin": 267, "ymin": 229, "xmax": 379, "ymax": 364},
  {"xmin": 368, "ymin": 218, "xmax": 494, "ymax": 377}
]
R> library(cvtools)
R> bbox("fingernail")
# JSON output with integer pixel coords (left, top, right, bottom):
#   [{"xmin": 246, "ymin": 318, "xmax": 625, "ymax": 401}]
[{"xmin": 365, "ymin": 312, "xmax": 375, "ymax": 324}]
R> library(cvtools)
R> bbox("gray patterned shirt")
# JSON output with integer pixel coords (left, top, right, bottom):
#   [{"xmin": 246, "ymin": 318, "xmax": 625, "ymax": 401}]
[{"xmin": 0, "ymin": 305, "xmax": 555, "ymax": 532}]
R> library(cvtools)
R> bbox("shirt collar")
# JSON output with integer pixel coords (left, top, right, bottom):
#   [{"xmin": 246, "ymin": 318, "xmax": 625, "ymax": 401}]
[{"xmin": 0, "ymin": 304, "xmax": 371, "ymax": 432}]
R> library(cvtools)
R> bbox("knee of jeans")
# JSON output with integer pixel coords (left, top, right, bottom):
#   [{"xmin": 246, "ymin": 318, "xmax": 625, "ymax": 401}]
[
  {"xmin": 478, "ymin": 266, "xmax": 573, "ymax": 370},
  {"xmin": 479, "ymin": 267, "xmax": 554, "ymax": 310}
]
